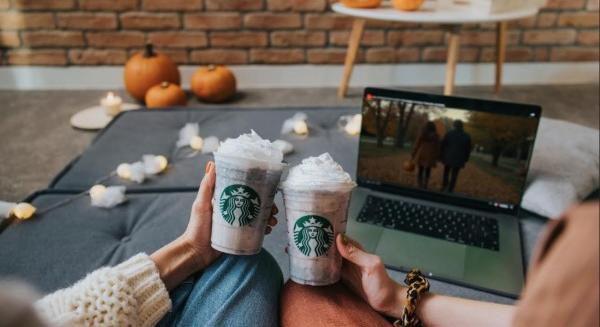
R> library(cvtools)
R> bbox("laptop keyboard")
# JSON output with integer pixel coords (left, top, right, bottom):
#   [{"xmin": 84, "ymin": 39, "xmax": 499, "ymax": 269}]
[{"xmin": 356, "ymin": 195, "xmax": 500, "ymax": 251}]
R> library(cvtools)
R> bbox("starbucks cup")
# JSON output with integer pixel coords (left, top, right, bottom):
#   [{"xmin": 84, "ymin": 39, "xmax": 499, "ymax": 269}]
[
  {"xmin": 282, "ymin": 153, "xmax": 355, "ymax": 286},
  {"xmin": 211, "ymin": 152, "xmax": 283, "ymax": 255}
]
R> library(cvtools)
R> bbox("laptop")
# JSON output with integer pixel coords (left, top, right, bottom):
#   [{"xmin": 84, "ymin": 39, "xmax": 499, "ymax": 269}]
[{"xmin": 346, "ymin": 88, "xmax": 541, "ymax": 297}]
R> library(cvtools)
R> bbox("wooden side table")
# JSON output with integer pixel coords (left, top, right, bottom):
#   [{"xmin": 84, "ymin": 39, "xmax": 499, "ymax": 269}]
[{"xmin": 332, "ymin": 2, "xmax": 538, "ymax": 97}]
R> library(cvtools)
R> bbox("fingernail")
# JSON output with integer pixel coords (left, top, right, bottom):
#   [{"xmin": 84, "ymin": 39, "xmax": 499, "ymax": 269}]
[
  {"xmin": 272, "ymin": 206, "xmax": 279, "ymax": 214},
  {"xmin": 205, "ymin": 161, "xmax": 214, "ymax": 174},
  {"xmin": 341, "ymin": 233, "xmax": 349, "ymax": 245}
]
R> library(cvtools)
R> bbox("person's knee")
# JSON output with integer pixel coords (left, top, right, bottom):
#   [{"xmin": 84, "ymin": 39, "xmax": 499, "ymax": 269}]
[{"xmin": 221, "ymin": 249, "xmax": 283, "ymax": 287}]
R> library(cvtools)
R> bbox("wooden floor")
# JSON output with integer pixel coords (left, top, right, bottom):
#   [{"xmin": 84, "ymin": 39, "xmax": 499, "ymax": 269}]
[{"xmin": 0, "ymin": 84, "xmax": 598, "ymax": 201}]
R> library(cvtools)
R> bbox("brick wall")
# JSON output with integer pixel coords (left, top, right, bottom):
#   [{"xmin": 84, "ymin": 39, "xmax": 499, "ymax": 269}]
[{"xmin": 0, "ymin": 0, "xmax": 598, "ymax": 66}]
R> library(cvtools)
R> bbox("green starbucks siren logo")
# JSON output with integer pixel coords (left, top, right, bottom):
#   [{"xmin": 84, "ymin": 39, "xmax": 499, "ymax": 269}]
[
  {"xmin": 293, "ymin": 215, "xmax": 334, "ymax": 257},
  {"xmin": 219, "ymin": 184, "xmax": 261, "ymax": 226}
]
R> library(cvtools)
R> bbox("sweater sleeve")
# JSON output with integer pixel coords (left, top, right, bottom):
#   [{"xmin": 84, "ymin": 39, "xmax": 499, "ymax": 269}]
[{"xmin": 34, "ymin": 253, "xmax": 171, "ymax": 327}]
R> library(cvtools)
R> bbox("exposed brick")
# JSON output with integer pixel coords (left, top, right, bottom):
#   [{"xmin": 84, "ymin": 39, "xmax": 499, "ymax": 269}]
[
  {"xmin": 305, "ymin": 14, "xmax": 353, "ymax": 29},
  {"xmin": 577, "ymin": 30, "xmax": 599, "ymax": 45},
  {"xmin": 508, "ymin": 16, "xmax": 536, "ymax": 29},
  {"xmin": 184, "ymin": 13, "xmax": 242, "ymax": 30},
  {"xmin": 13, "ymin": 0, "xmax": 75, "ymax": 10},
  {"xmin": 388, "ymin": 30, "xmax": 444, "ymax": 46},
  {"xmin": 0, "ymin": 13, "xmax": 55, "ymax": 30},
  {"xmin": 271, "ymin": 31, "xmax": 326, "ymax": 47},
  {"xmin": 330, "ymin": 30, "xmax": 384, "ymax": 46},
  {"xmin": 366, "ymin": 20, "xmax": 418, "ymax": 29},
  {"xmin": 0, "ymin": 0, "xmax": 10, "ymax": 9},
  {"xmin": 190, "ymin": 49, "xmax": 248, "ymax": 64},
  {"xmin": 205, "ymin": 0, "xmax": 263, "ymax": 11},
  {"xmin": 210, "ymin": 31, "xmax": 268, "ymax": 48},
  {"xmin": 22, "ymin": 31, "xmax": 84, "ymax": 48},
  {"xmin": 422, "ymin": 47, "xmax": 479, "ymax": 62},
  {"xmin": 57, "ymin": 13, "xmax": 117, "ymax": 30},
  {"xmin": 143, "ymin": 0, "xmax": 203, "ymax": 11},
  {"xmin": 153, "ymin": 48, "xmax": 189, "ymax": 64},
  {"xmin": 458, "ymin": 30, "xmax": 520, "ymax": 46},
  {"xmin": 523, "ymin": 29, "xmax": 577, "ymax": 45},
  {"xmin": 87, "ymin": 31, "xmax": 145, "ymax": 48},
  {"xmin": 550, "ymin": 46, "xmax": 599, "ymax": 60},
  {"xmin": 250, "ymin": 48, "xmax": 304, "ymax": 63},
  {"xmin": 395, "ymin": 48, "xmax": 420, "ymax": 62},
  {"xmin": 0, "ymin": 31, "xmax": 20, "ymax": 47},
  {"xmin": 365, "ymin": 47, "xmax": 395, "ymax": 63},
  {"xmin": 80, "ymin": 0, "xmax": 138, "ymax": 11},
  {"xmin": 480, "ymin": 47, "xmax": 533, "ymax": 62},
  {"xmin": 68, "ymin": 49, "xmax": 128, "ymax": 65},
  {"xmin": 307, "ymin": 48, "xmax": 349, "ymax": 64},
  {"xmin": 534, "ymin": 47, "xmax": 549, "ymax": 61},
  {"xmin": 558, "ymin": 12, "xmax": 599, "ymax": 27},
  {"xmin": 148, "ymin": 32, "xmax": 207, "ymax": 48},
  {"xmin": 244, "ymin": 13, "xmax": 302, "ymax": 29},
  {"xmin": 267, "ymin": 0, "xmax": 327, "ymax": 11},
  {"xmin": 537, "ymin": 13, "xmax": 558, "ymax": 28},
  {"xmin": 544, "ymin": 0, "xmax": 585, "ymax": 9},
  {"xmin": 120, "ymin": 13, "xmax": 180, "ymax": 30},
  {"xmin": 8, "ymin": 49, "xmax": 67, "ymax": 65}
]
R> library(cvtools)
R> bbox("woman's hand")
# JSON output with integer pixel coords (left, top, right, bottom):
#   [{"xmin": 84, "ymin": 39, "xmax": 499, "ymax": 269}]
[
  {"xmin": 152, "ymin": 161, "xmax": 279, "ymax": 290},
  {"xmin": 336, "ymin": 234, "xmax": 406, "ymax": 318}
]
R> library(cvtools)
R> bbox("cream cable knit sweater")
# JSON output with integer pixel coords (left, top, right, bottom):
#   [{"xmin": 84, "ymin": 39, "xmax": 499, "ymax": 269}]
[{"xmin": 34, "ymin": 253, "xmax": 171, "ymax": 327}]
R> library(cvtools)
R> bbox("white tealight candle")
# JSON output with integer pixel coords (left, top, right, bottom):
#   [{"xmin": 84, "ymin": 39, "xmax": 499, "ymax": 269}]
[
  {"xmin": 293, "ymin": 120, "xmax": 308, "ymax": 135},
  {"xmin": 101, "ymin": 92, "xmax": 122, "ymax": 117}
]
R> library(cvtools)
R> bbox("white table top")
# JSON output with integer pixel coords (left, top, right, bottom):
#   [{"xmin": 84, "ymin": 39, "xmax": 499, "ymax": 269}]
[{"xmin": 332, "ymin": 2, "xmax": 538, "ymax": 24}]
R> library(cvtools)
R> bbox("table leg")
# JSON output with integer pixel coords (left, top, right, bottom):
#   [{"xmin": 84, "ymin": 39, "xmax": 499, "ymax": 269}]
[
  {"xmin": 495, "ymin": 21, "xmax": 507, "ymax": 94},
  {"xmin": 338, "ymin": 18, "xmax": 365, "ymax": 98},
  {"xmin": 444, "ymin": 28, "xmax": 461, "ymax": 96}
]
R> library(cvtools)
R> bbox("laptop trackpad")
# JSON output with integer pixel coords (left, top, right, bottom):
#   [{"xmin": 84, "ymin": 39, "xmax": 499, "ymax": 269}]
[{"xmin": 375, "ymin": 229, "xmax": 466, "ymax": 279}]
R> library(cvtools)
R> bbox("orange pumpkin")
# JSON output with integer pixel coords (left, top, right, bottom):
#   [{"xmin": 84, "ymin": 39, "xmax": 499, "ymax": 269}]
[
  {"xmin": 124, "ymin": 43, "xmax": 181, "ymax": 102},
  {"xmin": 341, "ymin": 0, "xmax": 382, "ymax": 8},
  {"xmin": 392, "ymin": 0, "xmax": 424, "ymax": 11},
  {"xmin": 191, "ymin": 65, "xmax": 237, "ymax": 103},
  {"xmin": 403, "ymin": 160, "xmax": 416, "ymax": 172},
  {"xmin": 145, "ymin": 82, "xmax": 187, "ymax": 109}
]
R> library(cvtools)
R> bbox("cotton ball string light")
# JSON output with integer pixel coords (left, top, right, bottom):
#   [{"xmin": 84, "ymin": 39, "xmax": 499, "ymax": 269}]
[
  {"xmin": 338, "ymin": 114, "xmax": 362, "ymax": 136},
  {"xmin": 12, "ymin": 203, "xmax": 36, "ymax": 220},
  {"xmin": 0, "ymin": 201, "xmax": 16, "ymax": 219},
  {"xmin": 89, "ymin": 184, "xmax": 127, "ymax": 208},
  {"xmin": 281, "ymin": 112, "xmax": 309, "ymax": 136},
  {"xmin": 117, "ymin": 162, "xmax": 146, "ymax": 183},
  {"xmin": 190, "ymin": 136, "xmax": 204, "ymax": 151},
  {"xmin": 143, "ymin": 154, "xmax": 168, "ymax": 175},
  {"xmin": 273, "ymin": 140, "xmax": 294, "ymax": 155}
]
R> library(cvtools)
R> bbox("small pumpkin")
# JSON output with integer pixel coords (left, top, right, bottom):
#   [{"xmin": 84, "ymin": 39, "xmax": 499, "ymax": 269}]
[
  {"xmin": 124, "ymin": 43, "xmax": 181, "ymax": 102},
  {"xmin": 145, "ymin": 82, "xmax": 187, "ymax": 109},
  {"xmin": 403, "ymin": 160, "xmax": 416, "ymax": 172},
  {"xmin": 341, "ymin": 0, "xmax": 382, "ymax": 8},
  {"xmin": 392, "ymin": 0, "xmax": 424, "ymax": 11},
  {"xmin": 191, "ymin": 65, "xmax": 237, "ymax": 103}
]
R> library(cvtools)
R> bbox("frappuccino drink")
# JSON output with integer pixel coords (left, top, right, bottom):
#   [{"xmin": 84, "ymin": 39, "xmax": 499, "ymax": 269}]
[
  {"xmin": 211, "ymin": 130, "xmax": 284, "ymax": 255},
  {"xmin": 282, "ymin": 153, "xmax": 355, "ymax": 286}
]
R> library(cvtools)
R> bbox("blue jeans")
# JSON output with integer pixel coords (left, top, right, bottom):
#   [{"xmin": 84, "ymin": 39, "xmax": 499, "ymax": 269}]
[{"xmin": 158, "ymin": 249, "xmax": 283, "ymax": 327}]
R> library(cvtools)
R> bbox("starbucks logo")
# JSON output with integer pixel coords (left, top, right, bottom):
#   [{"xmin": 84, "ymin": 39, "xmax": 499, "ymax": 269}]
[
  {"xmin": 219, "ymin": 185, "xmax": 261, "ymax": 226},
  {"xmin": 293, "ymin": 215, "xmax": 334, "ymax": 257}
]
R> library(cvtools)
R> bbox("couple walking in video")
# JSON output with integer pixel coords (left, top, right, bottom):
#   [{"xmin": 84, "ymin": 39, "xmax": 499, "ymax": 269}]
[{"xmin": 411, "ymin": 120, "xmax": 472, "ymax": 192}]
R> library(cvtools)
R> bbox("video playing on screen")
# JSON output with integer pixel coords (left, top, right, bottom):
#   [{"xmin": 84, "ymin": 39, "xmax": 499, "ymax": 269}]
[{"xmin": 357, "ymin": 94, "xmax": 538, "ymax": 206}]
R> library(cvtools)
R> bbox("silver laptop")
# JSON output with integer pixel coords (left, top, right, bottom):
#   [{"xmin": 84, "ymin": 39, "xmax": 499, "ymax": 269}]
[{"xmin": 346, "ymin": 88, "xmax": 541, "ymax": 297}]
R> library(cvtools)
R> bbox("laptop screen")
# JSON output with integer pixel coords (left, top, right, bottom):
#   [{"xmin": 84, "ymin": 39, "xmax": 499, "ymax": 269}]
[{"xmin": 357, "ymin": 89, "xmax": 541, "ymax": 211}]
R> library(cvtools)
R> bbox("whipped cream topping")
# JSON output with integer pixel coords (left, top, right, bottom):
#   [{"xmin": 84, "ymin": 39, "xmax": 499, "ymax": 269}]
[
  {"xmin": 283, "ymin": 153, "xmax": 355, "ymax": 191},
  {"xmin": 216, "ymin": 130, "xmax": 283, "ymax": 169}
]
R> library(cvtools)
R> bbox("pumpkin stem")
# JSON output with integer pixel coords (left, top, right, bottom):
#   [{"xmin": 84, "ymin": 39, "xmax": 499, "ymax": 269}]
[
  {"xmin": 161, "ymin": 81, "xmax": 169, "ymax": 88},
  {"xmin": 144, "ymin": 43, "xmax": 155, "ymax": 58},
  {"xmin": 207, "ymin": 64, "xmax": 216, "ymax": 71}
]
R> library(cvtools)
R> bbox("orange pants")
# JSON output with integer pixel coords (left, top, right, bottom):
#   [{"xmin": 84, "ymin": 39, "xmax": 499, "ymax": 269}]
[{"xmin": 280, "ymin": 281, "xmax": 393, "ymax": 327}]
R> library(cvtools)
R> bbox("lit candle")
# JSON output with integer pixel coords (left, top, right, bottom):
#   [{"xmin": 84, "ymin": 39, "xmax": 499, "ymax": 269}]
[{"xmin": 101, "ymin": 92, "xmax": 123, "ymax": 116}]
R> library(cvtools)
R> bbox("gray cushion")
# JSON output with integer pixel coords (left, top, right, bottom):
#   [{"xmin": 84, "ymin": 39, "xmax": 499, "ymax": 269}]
[
  {"xmin": 51, "ymin": 107, "xmax": 360, "ymax": 190},
  {"xmin": 0, "ymin": 190, "xmax": 192, "ymax": 293}
]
